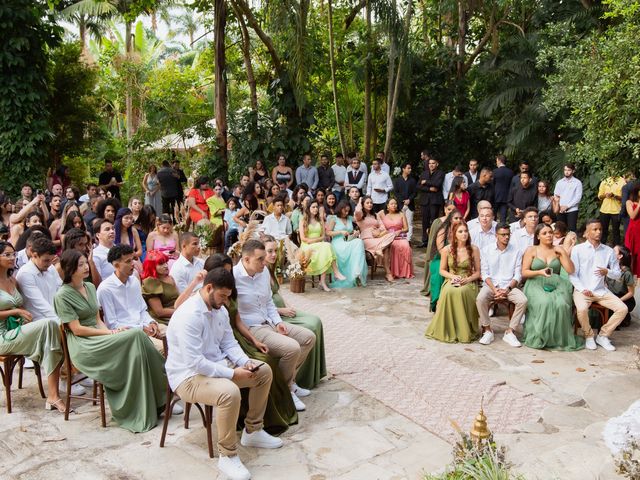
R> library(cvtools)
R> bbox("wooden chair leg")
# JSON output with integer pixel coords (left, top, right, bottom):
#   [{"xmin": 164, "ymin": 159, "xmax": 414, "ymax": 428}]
[
  {"xmin": 159, "ymin": 386, "xmax": 174, "ymax": 448},
  {"xmin": 17, "ymin": 357, "xmax": 24, "ymax": 389},
  {"xmin": 92, "ymin": 381, "xmax": 98, "ymax": 406},
  {"xmin": 205, "ymin": 405, "xmax": 214, "ymax": 459},
  {"xmin": 34, "ymin": 362, "xmax": 45, "ymax": 399},
  {"xmin": 99, "ymin": 383, "xmax": 107, "ymax": 428},
  {"xmin": 184, "ymin": 403, "xmax": 192, "ymax": 429},
  {"xmin": 64, "ymin": 363, "xmax": 72, "ymax": 422},
  {"xmin": 2, "ymin": 358, "xmax": 12, "ymax": 414}
]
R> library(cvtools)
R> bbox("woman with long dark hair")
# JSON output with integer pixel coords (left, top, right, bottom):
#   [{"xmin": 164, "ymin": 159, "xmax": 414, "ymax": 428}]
[
  {"xmin": 114, "ymin": 207, "xmax": 143, "ymax": 259},
  {"xmin": 607, "ymin": 245, "xmax": 635, "ymax": 328},
  {"xmin": 326, "ymin": 199, "xmax": 367, "ymax": 288},
  {"xmin": 428, "ymin": 209, "xmax": 463, "ymax": 311},
  {"xmin": 624, "ymin": 182, "xmax": 640, "ymax": 276},
  {"xmin": 354, "ymin": 196, "xmax": 395, "ymax": 282}
]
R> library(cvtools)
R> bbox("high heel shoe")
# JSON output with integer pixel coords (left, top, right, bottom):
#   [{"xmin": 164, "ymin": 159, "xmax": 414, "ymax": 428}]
[{"xmin": 45, "ymin": 399, "xmax": 73, "ymax": 413}]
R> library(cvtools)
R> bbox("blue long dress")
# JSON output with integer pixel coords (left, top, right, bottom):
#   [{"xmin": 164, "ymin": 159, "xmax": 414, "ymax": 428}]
[{"xmin": 328, "ymin": 215, "xmax": 367, "ymax": 288}]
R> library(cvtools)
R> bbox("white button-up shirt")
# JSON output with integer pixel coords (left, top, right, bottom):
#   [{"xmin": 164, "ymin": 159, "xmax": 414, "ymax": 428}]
[
  {"xmin": 16, "ymin": 260, "xmax": 62, "ymax": 322},
  {"xmin": 166, "ymin": 293, "xmax": 250, "ymax": 390},
  {"xmin": 481, "ymin": 242, "xmax": 522, "ymax": 288},
  {"xmin": 233, "ymin": 261, "xmax": 281, "ymax": 327},
  {"xmin": 469, "ymin": 223, "xmax": 497, "ymax": 251},
  {"xmin": 170, "ymin": 254, "xmax": 205, "ymax": 293},
  {"xmin": 510, "ymin": 220, "xmax": 523, "ymax": 233},
  {"xmin": 97, "ymin": 273, "xmax": 155, "ymax": 329},
  {"xmin": 366, "ymin": 170, "xmax": 393, "ymax": 204},
  {"xmin": 332, "ymin": 164, "xmax": 347, "ymax": 192},
  {"xmin": 381, "ymin": 162, "xmax": 390, "ymax": 174},
  {"xmin": 261, "ymin": 213, "xmax": 292, "ymax": 240},
  {"xmin": 93, "ymin": 244, "xmax": 114, "ymax": 280},
  {"xmin": 570, "ymin": 241, "xmax": 621, "ymax": 295},
  {"xmin": 511, "ymin": 228, "xmax": 534, "ymax": 255},
  {"xmin": 554, "ymin": 176, "xmax": 583, "ymax": 213}
]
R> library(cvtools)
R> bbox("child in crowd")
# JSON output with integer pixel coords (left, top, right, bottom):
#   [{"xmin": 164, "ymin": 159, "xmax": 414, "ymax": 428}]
[{"xmin": 224, "ymin": 197, "xmax": 240, "ymax": 252}]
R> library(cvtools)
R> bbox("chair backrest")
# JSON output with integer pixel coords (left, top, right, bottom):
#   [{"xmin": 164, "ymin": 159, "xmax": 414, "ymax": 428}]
[{"xmin": 58, "ymin": 324, "xmax": 73, "ymax": 369}]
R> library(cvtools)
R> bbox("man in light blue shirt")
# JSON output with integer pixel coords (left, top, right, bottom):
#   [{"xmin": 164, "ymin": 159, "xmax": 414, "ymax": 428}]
[
  {"xmin": 554, "ymin": 163, "xmax": 583, "ymax": 232},
  {"xmin": 295, "ymin": 154, "xmax": 319, "ymax": 192}
]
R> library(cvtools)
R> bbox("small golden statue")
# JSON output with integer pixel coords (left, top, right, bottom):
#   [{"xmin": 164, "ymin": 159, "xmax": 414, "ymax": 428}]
[{"xmin": 470, "ymin": 396, "xmax": 490, "ymax": 442}]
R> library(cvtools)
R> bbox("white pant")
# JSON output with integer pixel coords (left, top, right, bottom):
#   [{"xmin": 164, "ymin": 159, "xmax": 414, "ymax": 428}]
[{"xmin": 403, "ymin": 206, "xmax": 414, "ymax": 242}]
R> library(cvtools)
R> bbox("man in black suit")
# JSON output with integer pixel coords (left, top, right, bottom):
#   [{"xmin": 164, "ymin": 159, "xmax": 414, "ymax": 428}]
[
  {"xmin": 468, "ymin": 168, "xmax": 495, "ymax": 219},
  {"xmin": 492, "ymin": 154, "xmax": 514, "ymax": 223},
  {"xmin": 418, "ymin": 157, "xmax": 444, "ymax": 247}
]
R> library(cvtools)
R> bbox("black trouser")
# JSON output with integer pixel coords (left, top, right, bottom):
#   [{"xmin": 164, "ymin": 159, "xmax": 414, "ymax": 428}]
[
  {"xmin": 599, "ymin": 212, "xmax": 621, "ymax": 246},
  {"xmin": 161, "ymin": 196, "xmax": 179, "ymax": 218},
  {"xmin": 373, "ymin": 202, "xmax": 386, "ymax": 214},
  {"xmin": 421, "ymin": 203, "xmax": 441, "ymax": 242},
  {"xmin": 557, "ymin": 210, "xmax": 579, "ymax": 232},
  {"xmin": 495, "ymin": 202, "xmax": 508, "ymax": 223}
]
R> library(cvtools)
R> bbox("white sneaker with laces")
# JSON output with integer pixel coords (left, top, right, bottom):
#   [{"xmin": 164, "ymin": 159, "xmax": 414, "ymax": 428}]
[
  {"xmin": 292, "ymin": 383, "xmax": 311, "ymax": 397},
  {"xmin": 240, "ymin": 428, "xmax": 284, "ymax": 449},
  {"xmin": 172, "ymin": 402, "xmax": 184, "ymax": 415},
  {"xmin": 502, "ymin": 332, "xmax": 521, "ymax": 348},
  {"xmin": 479, "ymin": 330, "xmax": 494, "ymax": 345},
  {"xmin": 23, "ymin": 358, "xmax": 34, "ymax": 369},
  {"xmin": 60, "ymin": 382, "xmax": 86, "ymax": 396},
  {"xmin": 585, "ymin": 337, "xmax": 597, "ymax": 350},
  {"xmin": 596, "ymin": 335, "xmax": 616, "ymax": 351},
  {"xmin": 218, "ymin": 455, "xmax": 251, "ymax": 480},
  {"xmin": 291, "ymin": 391, "xmax": 306, "ymax": 411}
]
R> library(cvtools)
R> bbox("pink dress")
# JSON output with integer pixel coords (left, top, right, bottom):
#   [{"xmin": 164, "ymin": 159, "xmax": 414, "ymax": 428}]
[
  {"xmin": 381, "ymin": 215, "xmax": 414, "ymax": 279},
  {"xmin": 356, "ymin": 214, "xmax": 395, "ymax": 255},
  {"xmin": 153, "ymin": 238, "xmax": 178, "ymax": 271},
  {"xmin": 625, "ymin": 202, "xmax": 640, "ymax": 276}
]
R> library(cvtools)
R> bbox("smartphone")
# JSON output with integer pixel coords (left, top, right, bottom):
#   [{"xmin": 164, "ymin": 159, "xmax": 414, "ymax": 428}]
[
  {"xmin": 36, "ymin": 189, "xmax": 42, "ymax": 196},
  {"xmin": 544, "ymin": 268, "xmax": 552, "ymax": 276},
  {"xmin": 249, "ymin": 362, "xmax": 265, "ymax": 372}
]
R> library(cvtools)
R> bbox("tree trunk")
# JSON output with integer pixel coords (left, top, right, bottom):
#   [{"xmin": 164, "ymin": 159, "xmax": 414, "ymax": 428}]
[
  {"xmin": 363, "ymin": 0, "xmax": 372, "ymax": 161},
  {"xmin": 214, "ymin": 0, "xmax": 228, "ymax": 174},
  {"xmin": 232, "ymin": 2, "xmax": 258, "ymax": 116},
  {"xmin": 327, "ymin": 0, "xmax": 347, "ymax": 158},
  {"xmin": 125, "ymin": 20, "xmax": 134, "ymax": 140},
  {"xmin": 79, "ymin": 16, "xmax": 87, "ymax": 52},
  {"xmin": 456, "ymin": 0, "xmax": 466, "ymax": 78}
]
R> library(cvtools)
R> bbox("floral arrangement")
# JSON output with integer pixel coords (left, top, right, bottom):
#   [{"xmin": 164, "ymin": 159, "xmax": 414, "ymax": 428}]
[
  {"xmin": 285, "ymin": 262, "xmax": 305, "ymax": 279},
  {"xmin": 284, "ymin": 248, "xmax": 312, "ymax": 279},
  {"xmin": 193, "ymin": 223, "xmax": 215, "ymax": 249}
]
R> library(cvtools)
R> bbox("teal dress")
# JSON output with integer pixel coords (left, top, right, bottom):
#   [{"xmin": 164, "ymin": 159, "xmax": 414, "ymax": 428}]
[
  {"xmin": 522, "ymin": 258, "xmax": 584, "ymax": 351},
  {"xmin": 328, "ymin": 215, "xmax": 367, "ymax": 288},
  {"xmin": 54, "ymin": 283, "xmax": 168, "ymax": 432}
]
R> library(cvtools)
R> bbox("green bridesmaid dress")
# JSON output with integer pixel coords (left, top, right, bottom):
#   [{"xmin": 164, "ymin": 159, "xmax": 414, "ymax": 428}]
[{"xmin": 300, "ymin": 221, "xmax": 336, "ymax": 275}]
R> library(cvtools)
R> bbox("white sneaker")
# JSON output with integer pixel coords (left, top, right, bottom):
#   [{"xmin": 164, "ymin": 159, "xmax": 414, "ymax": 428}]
[
  {"xmin": 172, "ymin": 402, "xmax": 184, "ymax": 415},
  {"xmin": 596, "ymin": 335, "xmax": 616, "ymax": 351},
  {"xmin": 292, "ymin": 383, "xmax": 311, "ymax": 397},
  {"xmin": 60, "ymin": 382, "xmax": 86, "ymax": 396},
  {"xmin": 502, "ymin": 332, "xmax": 521, "ymax": 348},
  {"xmin": 585, "ymin": 337, "xmax": 597, "ymax": 350},
  {"xmin": 23, "ymin": 358, "xmax": 34, "ymax": 369},
  {"xmin": 218, "ymin": 455, "xmax": 251, "ymax": 480},
  {"xmin": 479, "ymin": 330, "xmax": 495, "ymax": 345},
  {"xmin": 488, "ymin": 307, "xmax": 495, "ymax": 317},
  {"xmin": 240, "ymin": 428, "xmax": 284, "ymax": 449},
  {"xmin": 291, "ymin": 391, "xmax": 306, "ymax": 411}
]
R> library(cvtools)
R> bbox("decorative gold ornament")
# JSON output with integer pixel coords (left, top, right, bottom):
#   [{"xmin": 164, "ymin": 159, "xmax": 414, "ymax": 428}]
[{"xmin": 470, "ymin": 396, "xmax": 490, "ymax": 442}]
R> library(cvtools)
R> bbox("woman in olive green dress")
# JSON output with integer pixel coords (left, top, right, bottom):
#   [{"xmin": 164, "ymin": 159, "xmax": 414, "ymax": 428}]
[
  {"xmin": 425, "ymin": 222, "xmax": 480, "ymax": 343},
  {"xmin": 141, "ymin": 250, "xmax": 180, "ymax": 324},
  {"xmin": 428, "ymin": 209, "xmax": 464, "ymax": 312},
  {"xmin": 53, "ymin": 249, "xmax": 168, "ymax": 433}
]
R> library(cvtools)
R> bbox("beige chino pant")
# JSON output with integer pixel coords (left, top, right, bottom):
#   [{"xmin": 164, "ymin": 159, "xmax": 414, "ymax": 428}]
[
  {"xmin": 573, "ymin": 290, "xmax": 628, "ymax": 337},
  {"xmin": 476, "ymin": 285, "xmax": 528, "ymax": 331}
]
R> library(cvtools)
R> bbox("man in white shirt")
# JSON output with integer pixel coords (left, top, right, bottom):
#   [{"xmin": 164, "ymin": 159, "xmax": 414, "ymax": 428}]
[
  {"xmin": 261, "ymin": 195, "xmax": 292, "ymax": 240},
  {"xmin": 366, "ymin": 158, "xmax": 393, "ymax": 213},
  {"xmin": 170, "ymin": 232, "xmax": 205, "ymax": 293},
  {"xmin": 375, "ymin": 151, "xmax": 390, "ymax": 174},
  {"xmin": 477, "ymin": 224, "xmax": 528, "ymax": 347},
  {"xmin": 92, "ymin": 219, "xmax": 116, "ymax": 281},
  {"xmin": 466, "ymin": 200, "xmax": 494, "ymax": 232},
  {"xmin": 233, "ymin": 240, "xmax": 316, "ymax": 411},
  {"xmin": 331, "ymin": 153, "xmax": 347, "ymax": 201},
  {"xmin": 554, "ymin": 163, "xmax": 583, "ymax": 232},
  {"xmin": 345, "ymin": 157, "xmax": 367, "ymax": 194},
  {"xmin": 469, "ymin": 207, "xmax": 497, "ymax": 251},
  {"xmin": 511, "ymin": 207, "xmax": 538, "ymax": 255},
  {"xmin": 570, "ymin": 219, "xmax": 628, "ymax": 351},
  {"xmin": 97, "ymin": 244, "xmax": 165, "ymax": 352},
  {"xmin": 442, "ymin": 165, "xmax": 464, "ymax": 200},
  {"xmin": 166, "ymin": 268, "xmax": 282, "ymax": 480}
]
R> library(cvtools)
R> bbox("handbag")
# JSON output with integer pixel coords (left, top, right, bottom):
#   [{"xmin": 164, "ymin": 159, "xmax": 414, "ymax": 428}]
[{"xmin": 2, "ymin": 315, "xmax": 23, "ymax": 341}]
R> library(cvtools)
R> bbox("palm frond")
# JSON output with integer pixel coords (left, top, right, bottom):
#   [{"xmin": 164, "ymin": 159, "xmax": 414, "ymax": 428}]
[{"xmin": 61, "ymin": 0, "xmax": 117, "ymax": 18}]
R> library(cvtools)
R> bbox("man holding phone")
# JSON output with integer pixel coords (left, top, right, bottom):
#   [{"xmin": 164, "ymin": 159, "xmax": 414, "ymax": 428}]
[
  {"xmin": 167, "ymin": 267, "xmax": 281, "ymax": 480},
  {"xmin": 98, "ymin": 159, "xmax": 124, "ymax": 200}
]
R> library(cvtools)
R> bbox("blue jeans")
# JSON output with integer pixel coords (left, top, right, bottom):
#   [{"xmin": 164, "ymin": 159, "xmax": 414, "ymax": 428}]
[{"xmin": 224, "ymin": 228, "xmax": 238, "ymax": 252}]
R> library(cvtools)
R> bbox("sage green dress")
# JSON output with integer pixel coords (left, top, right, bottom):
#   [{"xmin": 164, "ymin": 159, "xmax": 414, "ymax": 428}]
[
  {"xmin": 421, "ymin": 217, "xmax": 443, "ymax": 297},
  {"xmin": 228, "ymin": 299, "xmax": 297, "ymax": 435},
  {"xmin": 271, "ymin": 277, "xmax": 327, "ymax": 389},
  {"xmin": 0, "ymin": 288, "xmax": 63, "ymax": 376},
  {"xmin": 142, "ymin": 277, "xmax": 179, "ymax": 324},
  {"xmin": 53, "ymin": 283, "xmax": 168, "ymax": 433},
  {"xmin": 425, "ymin": 257, "xmax": 479, "ymax": 343},
  {"xmin": 522, "ymin": 257, "xmax": 584, "ymax": 351}
]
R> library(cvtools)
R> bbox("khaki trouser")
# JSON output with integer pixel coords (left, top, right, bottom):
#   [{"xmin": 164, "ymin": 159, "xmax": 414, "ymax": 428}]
[
  {"xmin": 476, "ymin": 285, "xmax": 528, "ymax": 331},
  {"xmin": 573, "ymin": 290, "xmax": 628, "ymax": 337},
  {"xmin": 250, "ymin": 322, "xmax": 315, "ymax": 387},
  {"xmin": 175, "ymin": 364, "xmax": 272, "ymax": 457}
]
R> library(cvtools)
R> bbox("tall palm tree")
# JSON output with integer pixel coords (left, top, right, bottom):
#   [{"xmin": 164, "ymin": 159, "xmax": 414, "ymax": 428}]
[{"xmin": 174, "ymin": 11, "xmax": 200, "ymax": 47}]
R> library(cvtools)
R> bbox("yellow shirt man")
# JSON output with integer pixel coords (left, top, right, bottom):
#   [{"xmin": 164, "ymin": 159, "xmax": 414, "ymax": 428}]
[{"xmin": 598, "ymin": 176, "xmax": 625, "ymax": 215}]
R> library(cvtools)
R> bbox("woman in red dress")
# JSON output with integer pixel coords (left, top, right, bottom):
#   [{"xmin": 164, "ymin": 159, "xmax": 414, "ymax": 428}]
[
  {"xmin": 186, "ymin": 176, "xmax": 214, "ymax": 225},
  {"xmin": 624, "ymin": 182, "xmax": 640, "ymax": 277},
  {"xmin": 448, "ymin": 177, "xmax": 470, "ymax": 220}
]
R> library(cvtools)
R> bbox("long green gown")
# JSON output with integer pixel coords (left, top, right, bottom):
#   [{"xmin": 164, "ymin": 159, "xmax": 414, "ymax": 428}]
[
  {"xmin": 522, "ymin": 258, "xmax": 585, "ymax": 351},
  {"xmin": 228, "ymin": 299, "xmax": 298, "ymax": 435},
  {"xmin": 53, "ymin": 283, "xmax": 168, "ymax": 433},
  {"xmin": 300, "ymin": 221, "xmax": 336, "ymax": 276},
  {"xmin": 0, "ymin": 289, "xmax": 63, "ymax": 376},
  {"xmin": 425, "ymin": 257, "xmax": 479, "ymax": 343},
  {"xmin": 420, "ymin": 217, "xmax": 443, "ymax": 297}
]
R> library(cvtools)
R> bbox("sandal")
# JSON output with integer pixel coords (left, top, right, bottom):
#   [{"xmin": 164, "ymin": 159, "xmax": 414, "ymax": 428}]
[{"xmin": 45, "ymin": 398, "xmax": 73, "ymax": 414}]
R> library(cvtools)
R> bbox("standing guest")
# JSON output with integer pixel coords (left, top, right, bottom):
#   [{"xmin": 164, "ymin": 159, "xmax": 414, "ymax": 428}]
[
  {"xmin": 511, "ymin": 207, "xmax": 539, "ymax": 255},
  {"xmin": 345, "ymin": 157, "xmax": 367, "ymax": 195},
  {"xmin": 448, "ymin": 177, "xmax": 470, "ymax": 219},
  {"xmin": 50, "ymin": 184, "xmax": 64, "ymax": 201},
  {"xmin": 554, "ymin": 163, "xmax": 583, "ymax": 232},
  {"xmin": 442, "ymin": 165, "xmax": 464, "ymax": 202},
  {"xmin": 331, "ymin": 153, "xmax": 347, "ymax": 201},
  {"xmin": 379, "ymin": 198, "xmax": 414, "ymax": 279},
  {"xmin": 376, "ymin": 151, "xmax": 390, "ymax": 174},
  {"xmin": 507, "ymin": 171, "xmax": 537, "ymax": 222},
  {"xmin": 521, "ymin": 224, "xmax": 584, "ymax": 350},
  {"xmin": 271, "ymin": 153, "xmax": 294, "ymax": 190},
  {"xmin": 607, "ymin": 245, "xmax": 635, "ymax": 328},
  {"xmin": 420, "ymin": 150, "xmax": 432, "ymax": 172},
  {"xmin": 224, "ymin": 198, "xmax": 240, "ymax": 252},
  {"xmin": 425, "ymin": 222, "xmax": 480, "ymax": 343},
  {"xmin": 327, "ymin": 200, "xmax": 367, "ymax": 288},
  {"xmin": 142, "ymin": 164, "xmax": 162, "ymax": 216},
  {"xmin": 299, "ymin": 201, "xmax": 346, "ymax": 291},
  {"xmin": 205, "ymin": 184, "xmax": 227, "ymax": 248},
  {"xmin": 187, "ymin": 176, "xmax": 214, "ymax": 226},
  {"xmin": 166, "ymin": 268, "xmax": 282, "ymax": 479},
  {"xmin": 510, "ymin": 161, "xmax": 538, "ymax": 192},
  {"xmin": 570, "ymin": 219, "xmax": 628, "ymax": 351},
  {"xmin": 620, "ymin": 172, "xmax": 637, "ymax": 236},
  {"xmin": 467, "ymin": 168, "xmax": 495, "ymax": 219},
  {"xmin": 172, "ymin": 158, "xmax": 189, "ymax": 205},
  {"xmin": 469, "ymin": 207, "xmax": 497, "ymax": 251},
  {"xmin": 54, "ymin": 249, "xmax": 166, "ymax": 432},
  {"xmin": 98, "ymin": 160, "xmax": 124, "ymax": 200},
  {"xmin": 92, "ymin": 219, "xmax": 116, "ymax": 281},
  {"xmin": 429, "ymin": 210, "xmax": 464, "ymax": 311},
  {"xmin": 464, "ymin": 159, "xmax": 480, "ymax": 186},
  {"xmin": 492, "ymin": 154, "xmax": 514, "ymax": 223},
  {"xmin": 476, "ymin": 224, "xmax": 527, "ymax": 347},
  {"xmin": 537, "ymin": 180, "xmax": 553, "ymax": 213},
  {"xmin": 141, "ymin": 250, "xmax": 180, "ymax": 324},
  {"xmin": 78, "ymin": 183, "xmax": 98, "ymax": 203},
  {"xmin": 252, "ymin": 159, "xmax": 269, "ymax": 184},
  {"xmin": 295, "ymin": 154, "xmax": 319, "ymax": 193},
  {"xmin": 262, "ymin": 195, "xmax": 292, "ymax": 241},
  {"xmin": 157, "ymin": 160, "xmax": 182, "ymax": 218},
  {"xmin": 421, "ymin": 202, "xmax": 456, "ymax": 297},
  {"xmin": 49, "ymin": 165, "xmax": 72, "ymax": 191},
  {"xmin": 233, "ymin": 240, "xmax": 316, "ymax": 411},
  {"xmin": 418, "ymin": 157, "xmax": 445, "ymax": 247},
  {"xmin": 624, "ymin": 182, "xmax": 640, "ymax": 277},
  {"xmin": 114, "ymin": 208, "xmax": 143, "ymax": 260},
  {"xmin": 366, "ymin": 158, "xmax": 393, "ymax": 213},
  {"xmin": 598, "ymin": 174, "xmax": 625, "ymax": 246},
  {"xmin": 170, "ymin": 232, "xmax": 205, "ymax": 293},
  {"xmin": 355, "ymin": 197, "xmax": 396, "ymax": 282},
  {"xmin": 393, "ymin": 162, "xmax": 417, "ymax": 242},
  {"xmin": 20, "ymin": 184, "xmax": 33, "ymax": 203},
  {"xmin": 317, "ymin": 153, "xmax": 335, "ymax": 194}
]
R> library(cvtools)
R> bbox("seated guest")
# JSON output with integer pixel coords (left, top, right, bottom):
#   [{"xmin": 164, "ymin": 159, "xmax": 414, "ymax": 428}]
[
  {"xmin": 607, "ymin": 245, "xmax": 635, "ymax": 328},
  {"xmin": 299, "ymin": 201, "xmax": 345, "ymax": 292},
  {"xmin": 511, "ymin": 207, "xmax": 538, "ymax": 255},
  {"xmin": 233, "ymin": 240, "xmax": 316, "ymax": 412},
  {"xmin": 469, "ymin": 207, "xmax": 496, "ymax": 251},
  {"xmin": 476, "ymin": 224, "xmax": 527, "ymax": 347},
  {"xmin": 141, "ymin": 250, "xmax": 180, "ymax": 324},
  {"xmin": 539, "ymin": 210, "xmax": 555, "ymax": 226},
  {"xmin": 114, "ymin": 207, "xmax": 143, "ymax": 259},
  {"xmin": 54, "ymin": 249, "xmax": 167, "ymax": 432},
  {"xmin": 14, "ymin": 226, "xmax": 51, "ymax": 272},
  {"xmin": 146, "ymin": 214, "xmax": 179, "ymax": 271},
  {"xmin": 552, "ymin": 221, "xmax": 577, "ymax": 255},
  {"xmin": 379, "ymin": 198, "xmax": 414, "ymax": 279},
  {"xmin": 570, "ymin": 219, "xmax": 629, "ymax": 351},
  {"xmin": 261, "ymin": 195, "xmax": 292, "ymax": 240},
  {"xmin": 425, "ymin": 222, "xmax": 480, "ymax": 343},
  {"xmin": 224, "ymin": 197, "xmax": 240, "ymax": 252},
  {"xmin": 97, "ymin": 244, "xmax": 165, "ymax": 352},
  {"xmin": 421, "ymin": 202, "xmax": 456, "ymax": 297},
  {"xmin": 521, "ymin": 224, "xmax": 584, "ymax": 350},
  {"xmin": 61, "ymin": 228, "xmax": 101, "ymax": 285},
  {"xmin": 0, "ymin": 241, "xmax": 66, "ymax": 412},
  {"xmin": 347, "ymin": 186, "xmax": 361, "ymax": 213},
  {"xmin": 170, "ymin": 232, "xmax": 205, "ymax": 293},
  {"xmin": 429, "ymin": 209, "xmax": 464, "ymax": 311},
  {"xmin": 166, "ymin": 268, "xmax": 282, "ymax": 480},
  {"xmin": 466, "ymin": 200, "xmax": 495, "ymax": 232},
  {"xmin": 326, "ymin": 200, "xmax": 367, "ymax": 288},
  {"xmin": 355, "ymin": 196, "xmax": 396, "ymax": 282},
  {"xmin": 92, "ymin": 219, "xmax": 116, "ymax": 281}
]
